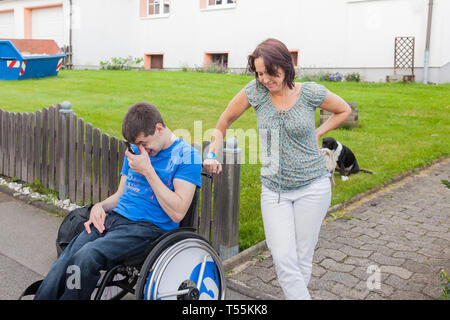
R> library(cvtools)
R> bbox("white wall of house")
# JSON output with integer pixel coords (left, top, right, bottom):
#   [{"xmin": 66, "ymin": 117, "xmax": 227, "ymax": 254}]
[
  {"xmin": 0, "ymin": 0, "xmax": 448, "ymax": 83},
  {"xmin": 0, "ymin": 0, "xmax": 69, "ymax": 44}
]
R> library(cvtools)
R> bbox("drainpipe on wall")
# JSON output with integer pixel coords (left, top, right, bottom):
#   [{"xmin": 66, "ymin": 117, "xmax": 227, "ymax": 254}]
[
  {"xmin": 423, "ymin": 0, "xmax": 433, "ymax": 84},
  {"xmin": 69, "ymin": 0, "xmax": 73, "ymax": 69}
]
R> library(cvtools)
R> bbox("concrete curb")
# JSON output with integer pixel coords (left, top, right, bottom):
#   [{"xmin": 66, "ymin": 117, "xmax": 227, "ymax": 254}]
[{"xmin": 0, "ymin": 183, "xmax": 70, "ymax": 217}]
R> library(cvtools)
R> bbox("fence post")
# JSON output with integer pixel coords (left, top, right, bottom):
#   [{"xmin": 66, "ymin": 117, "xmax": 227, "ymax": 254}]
[
  {"xmin": 58, "ymin": 101, "xmax": 74, "ymax": 200},
  {"xmin": 212, "ymin": 137, "xmax": 241, "ymax": 260}
]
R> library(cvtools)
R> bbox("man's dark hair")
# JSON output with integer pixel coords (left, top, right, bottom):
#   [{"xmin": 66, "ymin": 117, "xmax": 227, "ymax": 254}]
[
  {"xmin": 122, "ymin": 102, "xmax": 165, "ymax": 143},
  {"xmin": 247, "ymin": 38, "xmax": 296, "ymax": 90}
]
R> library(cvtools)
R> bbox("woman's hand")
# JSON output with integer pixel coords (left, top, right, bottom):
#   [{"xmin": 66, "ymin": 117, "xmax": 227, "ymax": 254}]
[
  {"xmin": 316, "ymin": 133, "xmax": 322, "ymax": 155},
  {"xmin": 84, "ymin": 203, "xmax": 106, "ymax": 234},
  {"xmin": 203, "ymin": 158, "xmax": 222, "ymax": 175}
]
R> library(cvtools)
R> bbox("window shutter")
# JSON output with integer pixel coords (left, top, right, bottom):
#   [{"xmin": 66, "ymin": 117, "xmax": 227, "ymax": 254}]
[{"xmin": 140, "ymin": 0, "xmax": 147, "ymax": 17}]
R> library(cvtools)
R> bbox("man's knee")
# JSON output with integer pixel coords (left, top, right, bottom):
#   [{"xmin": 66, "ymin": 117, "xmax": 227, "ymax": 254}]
[{"xmin": 69, "ymin": 244, "xmax": 105, "ymax": 273}]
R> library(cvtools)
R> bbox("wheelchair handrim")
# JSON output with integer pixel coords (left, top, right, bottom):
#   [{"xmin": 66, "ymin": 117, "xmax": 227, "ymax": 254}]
[{"xmin": 144, "ymin": 238, "xmax": 225, "ymax": 300}]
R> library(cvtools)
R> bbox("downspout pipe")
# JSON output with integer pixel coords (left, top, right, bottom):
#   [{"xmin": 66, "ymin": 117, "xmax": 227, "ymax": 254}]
[
  {"xmin": 423, "ymin": 0, "xmax": 433, "ymax": 84},
  {"xmin": 68, "ymin": 0, "xmax": 73, "ymax": 69}
]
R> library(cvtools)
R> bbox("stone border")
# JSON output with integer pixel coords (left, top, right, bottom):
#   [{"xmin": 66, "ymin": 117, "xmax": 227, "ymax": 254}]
[{"xmin": 0, "ymin": 182, "xmax": 70, "ymax": 217}]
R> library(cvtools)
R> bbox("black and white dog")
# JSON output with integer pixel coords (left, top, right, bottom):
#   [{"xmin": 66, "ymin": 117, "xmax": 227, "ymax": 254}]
[{"xmin": 321, "ymin": 137, "xmax": 374, "ymax": 181}]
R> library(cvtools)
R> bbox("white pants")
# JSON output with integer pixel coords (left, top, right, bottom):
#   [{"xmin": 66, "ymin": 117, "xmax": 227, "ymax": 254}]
[{"xmin": 261, "ymin": 177, "xmax": 331, "ymax": 300}]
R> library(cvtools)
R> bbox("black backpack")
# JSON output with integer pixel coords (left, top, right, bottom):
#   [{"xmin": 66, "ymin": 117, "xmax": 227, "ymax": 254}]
[{"xmin": 56, "ymin": 205, "xmax": 93, "ymax": 257}]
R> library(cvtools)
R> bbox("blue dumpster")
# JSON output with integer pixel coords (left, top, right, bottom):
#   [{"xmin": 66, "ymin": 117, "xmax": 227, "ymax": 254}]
[{"xmin": 0, "ymin": 39, "xmax": 66, "ymax": 81}]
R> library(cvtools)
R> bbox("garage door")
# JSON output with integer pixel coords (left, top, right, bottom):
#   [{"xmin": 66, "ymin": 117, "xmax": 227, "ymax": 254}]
[
  {"xmin": 0, "ymin": 11, "xmax": 14, "ymax": 38},
  {"xmin": 31, "ymin": 6, "xmax": 64, "ymax": 46}
]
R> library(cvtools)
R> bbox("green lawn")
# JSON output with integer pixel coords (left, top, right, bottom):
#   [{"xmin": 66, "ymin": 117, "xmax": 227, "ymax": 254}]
[{"xmin": 1, "ymin": 70, "xmax": 449, "ymax": 250}]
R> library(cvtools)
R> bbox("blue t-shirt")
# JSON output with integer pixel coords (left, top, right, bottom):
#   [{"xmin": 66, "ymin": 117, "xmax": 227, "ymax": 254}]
[{"xmin": 113, "ymin": 138, "xmax": 201, "ymax": 231}]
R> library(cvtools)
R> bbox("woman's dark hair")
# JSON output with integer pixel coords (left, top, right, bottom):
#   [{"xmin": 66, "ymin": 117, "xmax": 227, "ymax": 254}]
[
  {"xmin": 122, "ymin": 102, "xmax": 165, "ymax": 143},
  {"xmin": 247, "ymin": 38, "xmax": 296, "ymax": 89}
]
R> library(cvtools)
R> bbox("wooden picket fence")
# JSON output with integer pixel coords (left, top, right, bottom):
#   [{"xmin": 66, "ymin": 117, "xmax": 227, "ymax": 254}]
[{"xmin": 0, "ymin": 104, "xmax": 241, "ymax": 259}]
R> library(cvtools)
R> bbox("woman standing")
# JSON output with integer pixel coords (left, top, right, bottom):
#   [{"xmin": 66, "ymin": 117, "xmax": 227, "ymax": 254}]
[{"xmin": 203, "ymin": 38, "xmax": 351, "ymax": 299}]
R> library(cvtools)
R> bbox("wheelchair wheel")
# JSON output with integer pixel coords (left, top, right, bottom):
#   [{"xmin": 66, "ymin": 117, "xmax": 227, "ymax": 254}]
[{"xmin": 135, "ymin": 232, "xmax": 225, "ymax": 300}]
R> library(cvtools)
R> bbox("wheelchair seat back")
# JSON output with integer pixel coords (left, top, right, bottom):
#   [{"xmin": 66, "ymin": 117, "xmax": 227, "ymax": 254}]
[{"xmin": 179, "ymin": 186, "xmax": 200, "ymax": 228}]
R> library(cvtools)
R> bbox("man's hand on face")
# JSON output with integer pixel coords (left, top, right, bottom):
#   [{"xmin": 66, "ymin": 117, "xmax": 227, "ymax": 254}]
[{"xmin": 125, "ymin": 144, "xmax": 153, "ymax": 176}]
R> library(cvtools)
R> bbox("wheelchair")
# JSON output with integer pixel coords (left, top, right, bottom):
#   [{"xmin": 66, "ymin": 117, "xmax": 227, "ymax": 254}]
[{"xmin": 20, "ymin": 173, "xmax": 226, "ymax": 300}]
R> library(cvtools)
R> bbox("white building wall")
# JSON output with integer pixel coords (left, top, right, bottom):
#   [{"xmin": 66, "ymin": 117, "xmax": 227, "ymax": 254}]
[
  {"xmin": 0, "ymin": 0, "xmax": 69, "ymax": 45},
  {"xmin": 71, "ymin": 0, "xmax": 135, "ymax": 67},
  {"xmin": 0, "ymin": 0, "xmax": 448, "ymax": 83}
]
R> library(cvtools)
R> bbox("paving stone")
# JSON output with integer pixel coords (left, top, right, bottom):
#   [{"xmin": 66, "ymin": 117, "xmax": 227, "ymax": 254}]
[
  {"xmin": 310, "ymin": 289, "xmax": 341, "ymax": 300},
  {"xmin": 333, "ymin": 236, "xmax": 364, "ymax": 249},
  {"xmin": 371, "ymin": 280, "xmax": 395, "ymax": 298},
  {"xmin": 381, "ymin": 266, "xmax": 413, "ymax": 280},
  {"xmin": 329, "ymin": 282, "xmax": 370, "ymax": 300},
  {"xmin": 390, "ymin": 290, "xmax": 429, "ymax": 300},
  {"xmin": 359, "ymin": 244, "xmax": 394, "ymax": 257},
  {"xmin": 321, "ymin": 271, "xmax": 360, "ymax": 288},
  {"xmin": 342, "ymin": 256, "xmax": 373, "ymax": 268},
  {"xmin": 371, "ymin": 252, "xmax": 405, "ymax": 266},
  {"xmin": 350, "ymin": 266, "xmax": 370, "ymax": 282},
  {"xmin": 357, "ymin": 234, "xmax": 387, "ymax": 246},
  {"xmin": 384, "ymin": 274, "xmax": 426, "ymax": 293},
  {"xmin": 248, "ymin": 277, "xmax": 284, "ymax": 296},
  {"xmin": 401, "ymin": 259, "xmax": 435, "ymax": 274},
  {"xmin": 234, "ymin": 271, "xmax": 257, "ymax": 284},
  {"xmin": 422, "ymin": 283, "xmax": 443, "ymax": 299},
  {"xmin": 314, "ymin": 248, "xmax": 347, "ymax": 263},
  {"xmin": 245, "ymin": 265, "xmax": 277, "ymax": 283},
  {"xmin": 386, "ymin": 242, "xmax": 419, "ymax": 252},
  {"xmin": 311, "ymin": 263, "xmax": 327, "ymax": 278},
  {"xmin": 257, "ymin": 255, "xmax": 274, "ymax": 268},
  {"xmin": 338, "ymin": 245, "xmax": 373, "ymax": 258},
  {"xmin": 365, "ymin": 293, "xmax": 386, "ymax": 300},
  {"xmin": 351, "ymin": 226, "xmax": 381, "ymax": 239},
  {"xmin": 319, "ymin": 258, "xmax": 355, "ymax": 273},
  {"xmin": 316, "ymin": 238, "xmax": 344, "ymax": 250},
  {"xmin": 308, "ymin": 278, "xmax": 337, "ymax": 291}
]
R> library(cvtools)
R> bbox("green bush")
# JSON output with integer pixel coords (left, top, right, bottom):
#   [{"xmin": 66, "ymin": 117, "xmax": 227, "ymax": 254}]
[
  {"xmin": 298, "ymin": 71, "xmax": 329, "ymax": 82},
  {"xmin": 439, "ymin": 269, "xmax": 449, "ymax": 300},
  {"xmin": 200, "ymin": 62, "xmax": 227, "ymax": 74},
  {"xmin": 100, "ymin": 56, "xmax": 143, "ymax": 71},
  {"xmin": 345, "ymin": 72, "xmax": 361, "ymax": 82}
]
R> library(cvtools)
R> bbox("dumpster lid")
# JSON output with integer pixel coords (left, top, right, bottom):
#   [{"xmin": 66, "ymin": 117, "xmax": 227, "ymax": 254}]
[{"xmin": 0, "ymin": 39, "xmax": 63, "ymax": 57}]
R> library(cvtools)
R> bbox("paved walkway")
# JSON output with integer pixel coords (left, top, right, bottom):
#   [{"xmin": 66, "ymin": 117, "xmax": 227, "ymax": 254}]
[{"xmin": 227, "ymin": 158, "xmax": 450, "ymax": 300}]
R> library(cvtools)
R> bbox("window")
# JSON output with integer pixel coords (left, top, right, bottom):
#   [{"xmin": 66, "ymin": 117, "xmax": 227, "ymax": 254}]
[
  {"xmin": 147, "ymin": 0, "xmax": 170, "ymax": 17},
  {"xmin": 290, "ymin": 50, "xmax": 299, "ymax": 67},
  {"xmin": 144, "ymin": 54, "xmax": 164, "ymax": 70},
  {"xmin": 205, "ymin": 53, "xmax": 228, "ymax": 69},
  {"xmin": 209, "ymin": 0, "xmax": 236, "ymax": 5},
  {"xmin": 205, "ymin": 0, "xmax": 236, "ymax": 9}
]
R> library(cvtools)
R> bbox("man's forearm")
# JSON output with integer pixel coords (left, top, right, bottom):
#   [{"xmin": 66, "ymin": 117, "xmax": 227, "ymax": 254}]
[
  {"xmin": 143, "ymin": 168, "xmax": 185, "ymax": 223},
  {"xmin": 97, "ymin": 193, "xmax": 121, "ymax": 212}
]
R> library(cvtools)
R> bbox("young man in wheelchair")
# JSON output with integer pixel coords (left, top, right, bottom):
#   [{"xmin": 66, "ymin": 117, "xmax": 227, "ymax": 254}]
[{"xmin": 34, "ymin": 102, "xmax": 202, "ymax": 300}]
